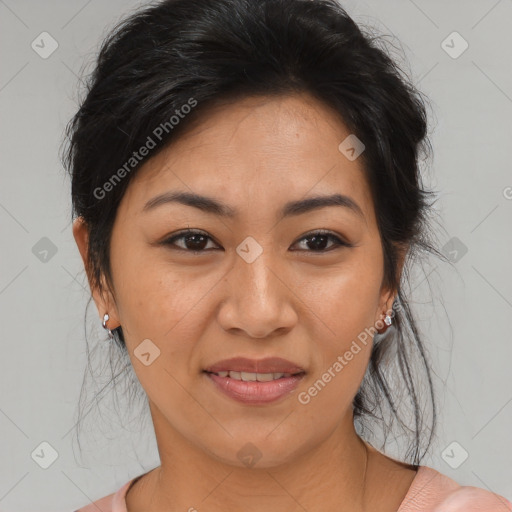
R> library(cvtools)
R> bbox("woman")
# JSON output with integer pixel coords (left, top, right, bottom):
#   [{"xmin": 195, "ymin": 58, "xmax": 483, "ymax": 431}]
[{"xmin": 64, "ymin": 0, "xmax": 512, "ymax": 510}]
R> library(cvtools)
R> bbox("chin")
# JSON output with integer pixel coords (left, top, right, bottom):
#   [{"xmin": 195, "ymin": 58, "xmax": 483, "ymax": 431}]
[{"xmin": 200, "ymin": 435, "xmax": 311, "ymax": 470}]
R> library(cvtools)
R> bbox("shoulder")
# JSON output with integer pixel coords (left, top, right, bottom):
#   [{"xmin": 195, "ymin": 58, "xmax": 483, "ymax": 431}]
[
  {"xmin": 399, "ymin": 466, "xmax": 512, "ymax": 512},
  {"xmin": 73, "ymin": 478, "xmax": 134, "ymax": 512},
  {"xmin": 433, "ymin": 486, "xmax": 512, "ymax": 511}
]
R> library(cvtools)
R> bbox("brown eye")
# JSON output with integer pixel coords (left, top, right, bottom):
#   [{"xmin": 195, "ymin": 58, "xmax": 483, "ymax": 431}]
[
  {"xmin": 291, "ymin": 231, "xmax": 351, "ymax": 252},
  {"xmin": 163, "ymin": 230, "xmax": 220, "ymax": 252}
]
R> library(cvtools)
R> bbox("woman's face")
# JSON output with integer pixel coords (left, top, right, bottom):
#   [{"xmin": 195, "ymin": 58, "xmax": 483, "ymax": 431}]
[{"xmin": 75, "ymin": 92, "xmax": 397, "ymax": 468}]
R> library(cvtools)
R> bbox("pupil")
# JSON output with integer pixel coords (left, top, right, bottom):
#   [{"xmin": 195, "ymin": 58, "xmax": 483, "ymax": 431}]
[
  {"xmin": 308, "ymin": 234, "xmax": 327, "ymax": 251},
  {"xmin": 186, "ymin": 234, "xmax": 207, "ymax": 250}
]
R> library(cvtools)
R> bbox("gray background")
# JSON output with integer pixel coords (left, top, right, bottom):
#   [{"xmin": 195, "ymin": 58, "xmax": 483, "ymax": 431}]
[{"xmin": 1, "ymin": 0, "xmax": 511, "ymax": 510}]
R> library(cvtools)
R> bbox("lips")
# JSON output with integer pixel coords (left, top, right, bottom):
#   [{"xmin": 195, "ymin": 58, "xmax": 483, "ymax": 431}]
[
  {"xmin": 203, "ymin": 357, "xmax": 306, "ymax": 404},
  {"xmin": 205, "ymin": 371, "xmax": 305, "ymax": 404},
  {"xmin": 203, "ymin": 356, "xmax": 306, "ymax": 375}
]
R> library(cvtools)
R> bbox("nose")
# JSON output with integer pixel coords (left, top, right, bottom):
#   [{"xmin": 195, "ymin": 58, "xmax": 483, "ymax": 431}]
[{"xmin": 217, "ymin": 248, "xmax": 297, "ymax": 339}]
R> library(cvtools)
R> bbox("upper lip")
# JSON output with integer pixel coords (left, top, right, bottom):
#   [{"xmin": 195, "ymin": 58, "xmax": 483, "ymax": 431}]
[{"xmin": 204, "ymin": 357, "xmax": 305, "ymax": 374}]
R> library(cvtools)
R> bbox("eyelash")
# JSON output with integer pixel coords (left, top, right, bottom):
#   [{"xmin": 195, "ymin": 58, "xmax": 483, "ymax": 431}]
[{"xmin": 161, "ymin": 229, "xmax": 352, "ymax": 253}]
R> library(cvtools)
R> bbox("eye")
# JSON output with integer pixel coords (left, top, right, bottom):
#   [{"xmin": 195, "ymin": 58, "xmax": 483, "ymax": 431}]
[
  {"xmin": 291, "ymin": 230, "xmax": 352, "ymax": 252},
  {"xmin": 162, "ymin": 229, "xmax": 221, "ymax": 252},
  {"xmin": 161, "ymin": 229, "xmax": 351, "ymax": 253}
]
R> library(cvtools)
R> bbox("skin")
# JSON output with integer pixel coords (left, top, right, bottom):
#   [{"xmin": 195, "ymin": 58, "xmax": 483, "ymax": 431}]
[{"xmin": 73, "ymin": 92, "xmax": 416, "ymax": 512}]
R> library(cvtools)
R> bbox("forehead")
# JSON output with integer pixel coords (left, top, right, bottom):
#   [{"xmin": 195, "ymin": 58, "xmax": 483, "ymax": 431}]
[{"xmin": 119, "ymin": 92, "xmax": 375, "ymax": 224}]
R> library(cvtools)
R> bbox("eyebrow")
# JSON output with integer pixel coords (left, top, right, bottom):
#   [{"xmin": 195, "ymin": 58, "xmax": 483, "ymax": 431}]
[{"xmin": 143, "ymin": 190, "xmax": 365, "ymax": 220}]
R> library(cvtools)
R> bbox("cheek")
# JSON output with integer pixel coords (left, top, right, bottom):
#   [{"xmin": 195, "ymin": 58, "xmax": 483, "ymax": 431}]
[
  {"xmin": 112, "ymin": 258, "xmax": 212, "ymax": 401},
  {"xmin": 295, "ymin": 254, "xmax": 382, "ymax": 391},
  {"xmin": 109, "ymin": 242, "xmax": 209, "ymax": 344},
  {"xmin": 295, "ymin": 271, "xmax": 379, "ymax": 413},
  {"xmin": 300, "ymin": 258, "xmax": 383, "ymax": 343}
]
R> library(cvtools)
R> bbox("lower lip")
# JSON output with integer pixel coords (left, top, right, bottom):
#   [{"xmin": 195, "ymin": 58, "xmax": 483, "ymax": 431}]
[{"xmin": 204, "ymin": 372, "xmax": 305, "ymax": 404}]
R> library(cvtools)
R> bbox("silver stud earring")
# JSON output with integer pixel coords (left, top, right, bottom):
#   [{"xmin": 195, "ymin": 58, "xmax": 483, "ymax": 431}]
[
  {"xmin": 384, "ymin": 314, "xmax": 392, "ymax": 326},
  {"xmin": 102, "ymin": 313, "xmax": 114, "ymax": 339}
]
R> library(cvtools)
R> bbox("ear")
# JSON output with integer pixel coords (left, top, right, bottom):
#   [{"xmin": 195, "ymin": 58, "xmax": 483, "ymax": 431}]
[
  {"xmin": 72, "ymin": 216, "xmax": 120, "ymax": 329},
  {"xmin": 374, "ymin": 243, "xmax": 408, "ymax": 331}
]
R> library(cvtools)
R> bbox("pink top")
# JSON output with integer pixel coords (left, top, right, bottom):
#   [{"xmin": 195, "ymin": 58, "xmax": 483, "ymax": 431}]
[{"xmin": 74, "ymin": 465, "xmax": 512, "ymax": 512}]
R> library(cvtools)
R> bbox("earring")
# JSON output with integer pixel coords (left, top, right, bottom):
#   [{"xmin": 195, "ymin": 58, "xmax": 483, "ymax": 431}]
[
  {"xmin": 102, "ymin": 313, "xmax": 114, "ymax": 339},
  {"xmin": 384, "ymin": 314, "xmax": 392, "ymax": 326}
]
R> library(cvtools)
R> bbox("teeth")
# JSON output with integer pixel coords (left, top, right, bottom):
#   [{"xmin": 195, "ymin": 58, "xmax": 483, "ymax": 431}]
[{"xmin": 214, "ymin": 371, "xmax": 294, "ymax": 381}]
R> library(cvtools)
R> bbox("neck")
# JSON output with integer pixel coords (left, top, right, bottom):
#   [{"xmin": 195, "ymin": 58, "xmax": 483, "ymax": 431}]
[{"xmin": 126, "ymin": 405, "xmax": 372, "ymax": 512}]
